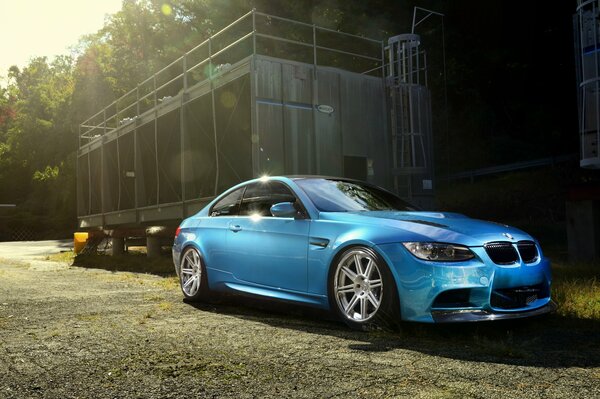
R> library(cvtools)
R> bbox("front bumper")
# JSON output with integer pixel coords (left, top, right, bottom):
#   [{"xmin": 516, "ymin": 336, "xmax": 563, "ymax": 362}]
[
  {"xmin": 431, "ymin": 300, "xmax": 557, "ymax": 322},
  {"xmin": 377, "ymin": 243, "xmax": 554, "ymax": 323}
]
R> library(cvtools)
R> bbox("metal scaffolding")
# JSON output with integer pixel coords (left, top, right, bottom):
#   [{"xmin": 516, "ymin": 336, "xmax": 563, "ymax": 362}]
[
  {"xmin": 386, "ymin": 33, "xmax": 434, "ymax": 205},
  {"xmin": 575, "ymin": 0, "xmax": 600, "ymax": 169}
]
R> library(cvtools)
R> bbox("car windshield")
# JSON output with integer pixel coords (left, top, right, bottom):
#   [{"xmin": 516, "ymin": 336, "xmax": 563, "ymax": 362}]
[{"xmin": 295, "ymin": 178, "xmax": 418, "ymax": 212}]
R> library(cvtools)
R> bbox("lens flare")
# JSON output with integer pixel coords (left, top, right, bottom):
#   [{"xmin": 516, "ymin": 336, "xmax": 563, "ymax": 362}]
[
  {"xmin": 219, "ymin": 91, "xmax": 236, "ymax": 108},
  {"xmin": 161, "ymin": 3, "xmax": 172, "ymax": 16}
]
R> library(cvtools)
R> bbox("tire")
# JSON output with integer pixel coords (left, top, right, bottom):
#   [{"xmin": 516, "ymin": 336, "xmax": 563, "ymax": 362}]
[
  {"xmin": 178, "ymin": 247, "xmax": 209, "ymax": 302},
  {"xmin": 328, "ymin": 246, "xmax": 400, "ymax": 330}
]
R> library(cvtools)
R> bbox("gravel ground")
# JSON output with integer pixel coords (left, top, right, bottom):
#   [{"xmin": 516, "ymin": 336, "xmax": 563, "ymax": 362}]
[{"xmin": 0, "ymin": 256, "xmax": 599, "ymax": 399}]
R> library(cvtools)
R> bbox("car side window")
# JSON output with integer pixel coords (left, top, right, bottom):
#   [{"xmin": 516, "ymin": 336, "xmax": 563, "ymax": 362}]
[
  {"xmin": 239, "ymin": 182, "xmax": 297, "ymax": 217},
  {"xmin": 270, "ymin": 182, "xmax": 297, "ymax": 205},
  {"xmin": 210, "ymin": 187, "xmax": 244, "ymax": 217}
]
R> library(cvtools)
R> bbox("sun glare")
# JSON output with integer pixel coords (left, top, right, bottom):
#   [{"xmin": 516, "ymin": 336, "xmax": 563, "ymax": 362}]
[
  {"xmin": 161, "ymin": 3, "xmax": 172, "ymax": 16},
  {"xmin": 0, "ymin": 0, "xmax": 122, "ymax": 77}
]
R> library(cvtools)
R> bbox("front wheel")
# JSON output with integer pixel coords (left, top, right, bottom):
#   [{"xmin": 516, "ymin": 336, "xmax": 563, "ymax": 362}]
[
  {"xmin": 179, "ymin": 247, "xmax": 209, "ymax": 301},
  {"xmin": 329, "ymin": 246, "xmax": 400, "ymax": 329}
]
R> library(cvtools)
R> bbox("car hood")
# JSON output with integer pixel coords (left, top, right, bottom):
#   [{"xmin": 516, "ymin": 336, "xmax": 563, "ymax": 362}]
[{"xmin": 318, "ymin": 210, "xmax": 535, "ymax": 247}]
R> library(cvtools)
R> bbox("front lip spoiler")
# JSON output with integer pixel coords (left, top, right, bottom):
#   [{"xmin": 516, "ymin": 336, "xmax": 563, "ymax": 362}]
[{"xmin": 431, "ymin": 300, "xmax": 558, "ymax": 323}]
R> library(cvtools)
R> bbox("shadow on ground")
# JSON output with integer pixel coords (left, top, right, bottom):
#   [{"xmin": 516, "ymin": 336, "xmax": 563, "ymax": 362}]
[
  {"xmin": 186, "ymin": 294, "xmax": 600, "ymax": 369},
  {"xmin": 69, "ymin": 252, "xmax": 600, "ymax": 369},
  {"xmin": 71, "ymin": 253, "xmax": 176, "ymax": 276}
]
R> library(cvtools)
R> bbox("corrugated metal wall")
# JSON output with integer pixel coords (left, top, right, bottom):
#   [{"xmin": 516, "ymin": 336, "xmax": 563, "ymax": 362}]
[
  {"xmin": 253, "ymin": 56, "xmax": 389, "ymax": 189},
  {"xmin": 77, "ymin": 55, "xmax": 391, "ymax": 228}
]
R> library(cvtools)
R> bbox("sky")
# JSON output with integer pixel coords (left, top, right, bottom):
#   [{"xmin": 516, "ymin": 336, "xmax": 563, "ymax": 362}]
[{"xmin": 0, "ymin": 0, "xmax": 123, "ymax": 79}]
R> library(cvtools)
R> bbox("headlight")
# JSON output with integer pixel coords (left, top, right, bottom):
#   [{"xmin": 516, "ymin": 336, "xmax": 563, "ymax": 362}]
[{"xmin": 403, "ymin": 242, "xmax": 475, "ymax": 262}]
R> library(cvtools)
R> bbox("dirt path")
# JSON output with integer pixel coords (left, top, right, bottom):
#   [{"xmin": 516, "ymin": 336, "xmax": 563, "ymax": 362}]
[{"xmin": 0, "ymin": 257, "xmax": 599, "ymax": 398}]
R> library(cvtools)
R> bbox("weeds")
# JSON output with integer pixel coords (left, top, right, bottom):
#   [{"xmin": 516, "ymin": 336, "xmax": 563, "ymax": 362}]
[
  {"xmin": 144, "ymin": 294, "xmax": 165, "ymax": 302},
  {"xmin": 157, "ymin": 301, "xmax": 173, "ymax": 311},
  {"xmin": 552, "ymin": 262, "xmax": 600, "ymax": 320},
  {"xmin": 45, "ymin": 250, "xmax": 75, "ymax": 263},
  {"xmin": 152, "ymin": 276, "xmax": 179, "ymax": 290},
  {"xmin": 59, "ymin": 249, "xmax": 600, "ymax": 324}
]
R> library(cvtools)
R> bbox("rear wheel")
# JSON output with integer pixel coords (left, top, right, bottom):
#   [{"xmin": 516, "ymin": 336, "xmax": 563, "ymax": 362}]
[
  {"xmin": 329, "ymin": 246, "xmax": 399, "ymax": 330},
  {"xmin": 179, "ymin": 247, "xmax": 209, "ymax": 301}
]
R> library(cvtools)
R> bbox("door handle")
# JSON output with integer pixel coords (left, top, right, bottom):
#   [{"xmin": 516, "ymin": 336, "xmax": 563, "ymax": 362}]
[{"xmin": 229, "ymin": 224, "xmax": 242, "ymax": 232}]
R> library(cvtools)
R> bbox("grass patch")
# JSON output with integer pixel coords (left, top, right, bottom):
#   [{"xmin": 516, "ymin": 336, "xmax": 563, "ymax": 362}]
[
  {"xmin": 157, "ymin": 301, "xmax": 173, "ymax": 311},
  {"xmin": 0, "ymin": 258, "xmax": 28, "ymax": 268},
  {"xmin": 152, "ymin": 276, "xmax": 179, "ymax": 291},
  {"xmin": 552, "ymin": 261, "xmax": 600, "ymax": 320},
  {"xmin": 144, "ymin": 294, "xmax": 165, "ymax": 302},
  {"xmin": 45, "ymin": 250, "xmax": 75, "ymax": 263},
  {"xmin": 138, "ymin": 311, "xmax": 154, "ymax": 324},
  {"xmin": 77, "ymin": 314, "xmax": 102, "ymax": 322}
]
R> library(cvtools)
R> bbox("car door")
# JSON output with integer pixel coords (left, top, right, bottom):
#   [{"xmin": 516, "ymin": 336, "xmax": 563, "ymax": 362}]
[
  {"xmin": 227, "ymin": 181, "xmax": 310, "ymax": 292},
  {"xmin": 203, "ymin": 186, "xmax": 245, "ymax": 273}
]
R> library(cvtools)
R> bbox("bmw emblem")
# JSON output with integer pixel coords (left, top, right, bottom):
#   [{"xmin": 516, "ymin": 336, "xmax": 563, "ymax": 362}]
[{"xmin": 502, "ymin": 233, "xmax": 514, "ymax": 240}]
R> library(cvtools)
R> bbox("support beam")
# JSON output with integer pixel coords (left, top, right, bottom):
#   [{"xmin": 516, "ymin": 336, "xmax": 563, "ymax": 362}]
[
  {"xmin": 147, "ymin": 236, "xmax": 162, "ymax": 258},
  {"xmin": 111, "ymin": 237, "xmax": 125, "ymax": 256}
]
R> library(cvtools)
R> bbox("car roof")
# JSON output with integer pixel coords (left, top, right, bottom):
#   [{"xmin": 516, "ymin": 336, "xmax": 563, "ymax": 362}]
[{"xmin": 281, "ymin": 175, "xmax": 366, "ymax": 184}]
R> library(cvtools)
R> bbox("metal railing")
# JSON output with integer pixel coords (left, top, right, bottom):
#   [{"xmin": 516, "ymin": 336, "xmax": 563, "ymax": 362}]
[{"xmin": 79, "ymin": 9, "xmax": 384, "ymax": 147}]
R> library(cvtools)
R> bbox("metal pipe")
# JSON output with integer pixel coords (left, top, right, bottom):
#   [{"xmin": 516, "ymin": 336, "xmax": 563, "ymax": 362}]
[
  {"xmin": 81, "ymin": 124, "xmax": 116, "ymax": 130},
  {"xmin": 579, "ymin": 7, "xmax": 586, "ymax": 160},
  {"xmin": 361, "ymin": 64, "xmax": 384, "ymax": 75},
  {"xmin": 154, "ymin": 113, "xmax": 159, "ymax": 206},
  {"xmin": 412, "ymin": 6, "xmax": 445, "ymax": 34},
  {"xmin": 186, "ymin": 58, "xmax": 211, "ymax": 74},
  {"xmin": 210, "ymin": 31, "xmax": 254, "ymax": 59},
  {"xmin": 153, "ymin": 74, "xmax": 157, "ymax": 108},
  {"xmin": 155, "ymin": 75, "xmax": 183, "ymax": 94},
  {"xmin": 133, "ymin": 116, "xmax": 138, "ymax": 213},
  {"xmin": 254, "ymin": 11, "xmax": 316, "ymax": 29},
  {"xmin": 594, "ymin": 1, "xmax": 599, "ymax": 162},
  {"xmin": 314, "ymin": 45, "xmax": 382, "ymax": 62},
  {"xmin": 181, "ymin": 54, "xmax": 186, "ymax": 206},
  {"xmin": 117, "ymin": 133, "xmax": 121, "ymax": 210},
  {"xmin": 210, "ymin": 10, "xmax": 253, "ymax": 40},
  {"xmin": 209, "ymin": 37, "xmax": 220, "ymax": 195},
  {"xmin": 254, "ymin": 10, "xmax": 382, "ymax": 44},
  {"xmin": 312, "ymin": 25, "xmax": 317, "ymax": 79},
  {"xmin": 252, "ymin": 9, "xmax": 257, "ymax": 55},
  {"xmin": 312, "ymin": 23, "xmax": 319, "ymax": 173},
  {"xmin": 186, "ymin": 38, "xmax": 210, "ymax": 57},
  {"xmin": 255, "ymin": 32, "xmax": 313, "ymax": 47},
  {"xmin": 577, "ymin": 0, "xmax": 597, "ymax": 11},
  {"xmin": 87, "ymin": 153, "xmax": 92, "ymax": 215},
  {"xmin": 316, "ymin": 25, "xmax": 383, "ymax": 44},
  {"xmin": 100, "ymin": 135, "xmax": 105, "ymax": 219}
]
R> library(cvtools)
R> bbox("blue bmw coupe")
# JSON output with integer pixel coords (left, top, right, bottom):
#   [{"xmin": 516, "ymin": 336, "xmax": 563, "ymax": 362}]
[{"xmin": 172, "ymin": 176, "xmax": 556, "ymax": 328}]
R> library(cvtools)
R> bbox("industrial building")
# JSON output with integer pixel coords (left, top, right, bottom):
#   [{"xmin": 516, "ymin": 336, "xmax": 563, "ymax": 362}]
[{"xmin": 76, "ymin": 10, "xmax": 435, "ymax": 247}]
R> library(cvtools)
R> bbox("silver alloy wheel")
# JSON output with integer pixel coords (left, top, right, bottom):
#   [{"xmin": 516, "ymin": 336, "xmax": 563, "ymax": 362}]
[
  {"xmin": 180, "ymin": 248, "xmax": 202, "ymax": 297},
  {"xmin": 334, "ymin": 248, "xmax": 383, "ymax": 322}
]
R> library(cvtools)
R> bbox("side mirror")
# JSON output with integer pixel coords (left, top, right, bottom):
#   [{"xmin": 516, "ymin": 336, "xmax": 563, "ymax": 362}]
[{"xmin": 270, "ymin": 202, "xmax": 297, "ymax": 218}]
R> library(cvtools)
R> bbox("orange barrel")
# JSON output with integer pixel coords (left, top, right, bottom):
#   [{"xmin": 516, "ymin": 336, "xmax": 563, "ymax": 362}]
[{"xmin": 73, "ymin": 232, "xmax": 89, "ymax": 254}]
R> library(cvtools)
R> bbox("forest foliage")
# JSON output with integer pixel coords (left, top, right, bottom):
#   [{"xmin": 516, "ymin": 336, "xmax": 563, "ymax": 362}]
[{"xmin": 0, "ymin": 0, "xmax": 576, "ymax": 236}]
